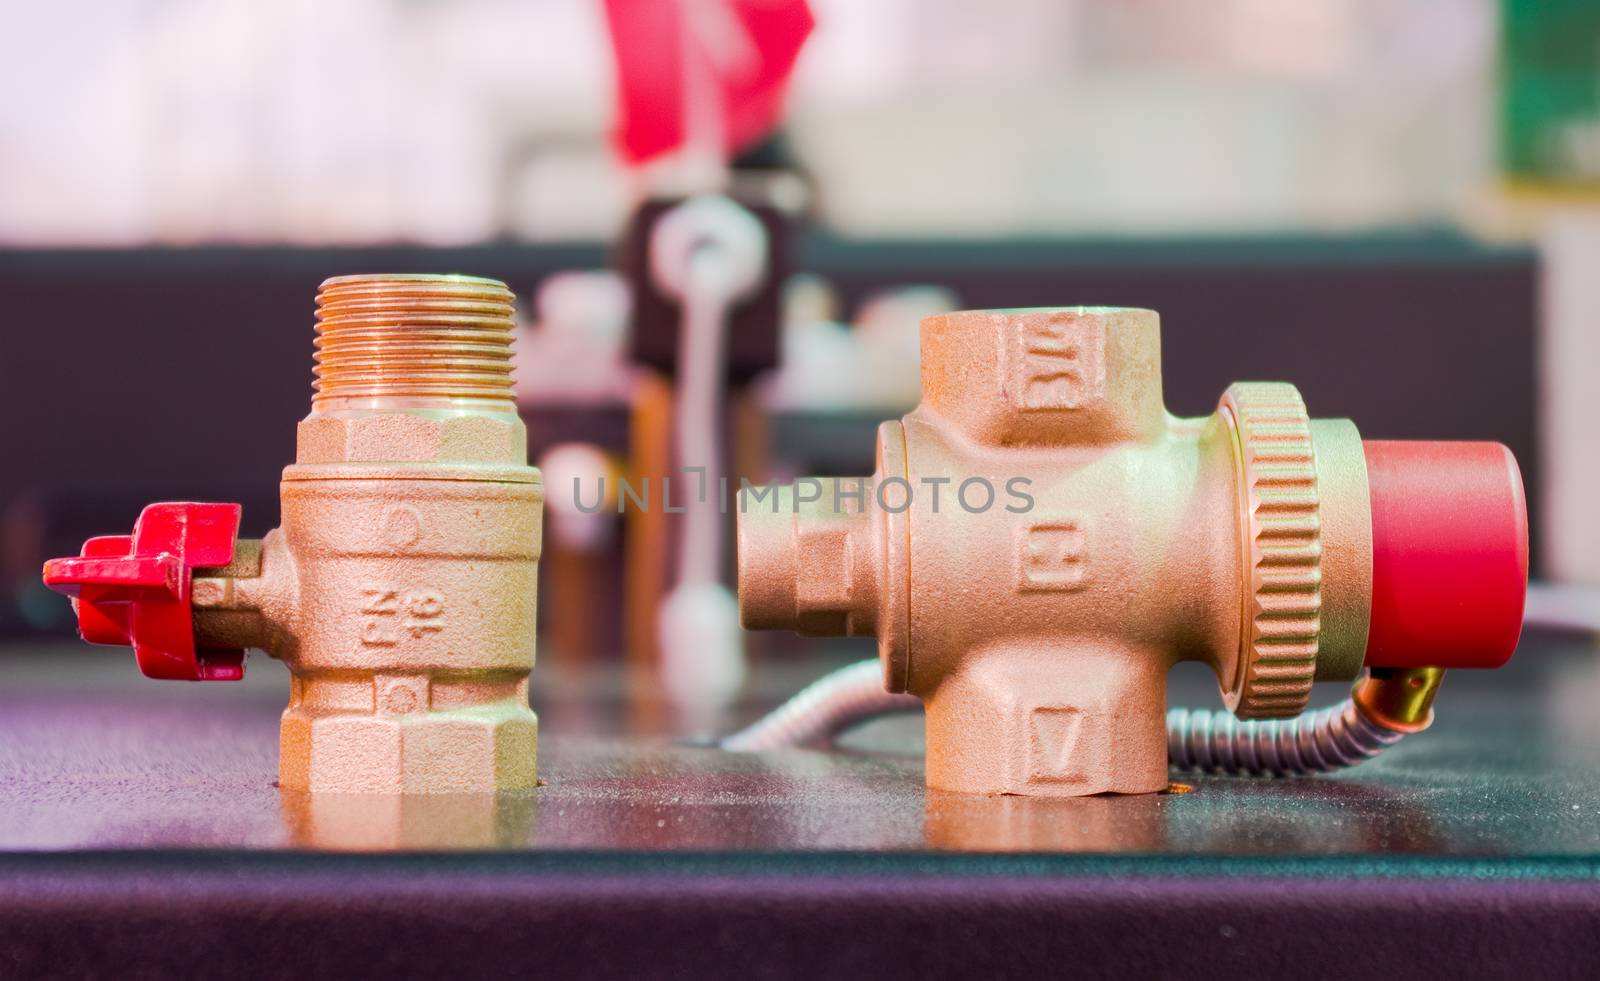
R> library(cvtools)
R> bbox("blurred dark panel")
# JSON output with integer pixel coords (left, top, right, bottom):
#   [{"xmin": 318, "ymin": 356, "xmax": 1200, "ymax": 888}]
[
  {"xmin": 0, "ymin": 243, "xmax": 604, "ymax": 533},
  {"xmin": 0, "ymin": 244, "xmax": 604, "ymax": 635},
  {"xmin": 0, "ymin": 232, "xmax": 1538, "ymax": 635}
]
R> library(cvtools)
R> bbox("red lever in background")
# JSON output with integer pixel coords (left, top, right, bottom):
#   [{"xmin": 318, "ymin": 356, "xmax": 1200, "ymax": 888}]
[
  {"xmin": 42, "ymin": 502, "xmax": 246, "ymax": 681},
  {"xmin": 1363, "ymin": 441, "xmax": 1529, "ymax": 670},
  {"xmin": 603, "ymin": 0, "xmax": 815, "ymax": 165}
]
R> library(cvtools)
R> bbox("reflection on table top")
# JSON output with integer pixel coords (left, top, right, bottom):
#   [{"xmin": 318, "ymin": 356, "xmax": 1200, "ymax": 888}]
[{"xmin": 2, "ymin": 634, "xmax": 1599, "ymax": 856}]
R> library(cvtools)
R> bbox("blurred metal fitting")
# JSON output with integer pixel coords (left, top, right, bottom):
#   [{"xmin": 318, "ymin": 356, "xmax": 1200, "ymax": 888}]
[
  {"xmin": 735, "ymin": 308, "xmax": 1527, "ymax": 797},
  {"xmin": 45, "ymin": 275, "xmax": 543, "ymax": 794}
]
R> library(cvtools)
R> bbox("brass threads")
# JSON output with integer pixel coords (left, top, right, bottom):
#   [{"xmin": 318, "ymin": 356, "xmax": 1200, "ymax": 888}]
[{"xmin": 313, "ymin": 274, "xmax": 517, "ymax": 408}]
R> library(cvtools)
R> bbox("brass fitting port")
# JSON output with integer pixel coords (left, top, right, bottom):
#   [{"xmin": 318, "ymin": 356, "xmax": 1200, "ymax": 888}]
[{"xmin": 1353, "ymin": 667, "xmax": 1446, "ymax": 735}]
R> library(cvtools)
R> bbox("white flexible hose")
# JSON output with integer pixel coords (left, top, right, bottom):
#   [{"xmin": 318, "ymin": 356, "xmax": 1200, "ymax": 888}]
[{"xmin": 721, "ymin": 660, "xmax": 919, "ymax": 752}]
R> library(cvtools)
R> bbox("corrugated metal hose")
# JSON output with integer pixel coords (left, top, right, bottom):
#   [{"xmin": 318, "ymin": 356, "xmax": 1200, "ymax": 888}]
[
  {"xmin": 721, "ymin": 584, "xmax": 1592, "ymax": 774},
  {"xmin": 720, "ymin": 658, "xmax": 1411, "ymax": 775}
]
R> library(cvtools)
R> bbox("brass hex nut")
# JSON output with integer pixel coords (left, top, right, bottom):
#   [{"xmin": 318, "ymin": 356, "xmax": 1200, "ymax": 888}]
[
  {"xmin": 279, "ymin": 706, "xmax": 538, "ymax": 793},
  {"xmin": 296, "ymin": 412, "xmax": 524, "ymax": 466}
]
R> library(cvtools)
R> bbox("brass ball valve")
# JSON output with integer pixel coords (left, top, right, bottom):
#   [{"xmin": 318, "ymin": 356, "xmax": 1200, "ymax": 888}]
[
  {"xmin": 43, "ymin": 275, "xmax": 543, "ymax": 794},
  {"xmin": 736, "ymin": 308, "xmax": 1527, "ymax": 797}
]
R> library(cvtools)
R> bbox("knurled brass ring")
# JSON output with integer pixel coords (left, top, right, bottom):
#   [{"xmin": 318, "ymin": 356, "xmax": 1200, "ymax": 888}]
[{"xmin": 1218, "ymin": 382, "xmax": 1323, "ymax": 719}]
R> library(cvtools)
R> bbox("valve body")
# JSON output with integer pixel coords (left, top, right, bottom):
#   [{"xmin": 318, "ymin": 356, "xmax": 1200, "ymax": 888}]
[
  {"xmin": 46, "ymin": 275, "xmax": 543, "ymax": 793},
  {"xmin": 737, "ymin": 308, "xmax": 1526, "ymax": 796}
]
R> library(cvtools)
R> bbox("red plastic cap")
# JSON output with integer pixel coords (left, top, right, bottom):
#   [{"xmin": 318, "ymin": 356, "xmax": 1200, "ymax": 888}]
[
  {"xmin": 1363, "ymin": 441, "xmax": 1528, "ymax": 669},
  {"xmin": 42, "ymin": 502, "xmax": 246, "ymax": 681}
]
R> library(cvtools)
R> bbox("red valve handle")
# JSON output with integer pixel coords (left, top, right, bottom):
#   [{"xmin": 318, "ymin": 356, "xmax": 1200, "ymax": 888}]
[{"xmin": 42, "ymin": 502, "xmax": 246, "ymax": 681}]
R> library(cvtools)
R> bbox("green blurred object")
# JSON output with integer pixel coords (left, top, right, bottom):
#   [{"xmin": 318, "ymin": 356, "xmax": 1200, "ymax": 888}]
[{"xmin": 1502, "ymin": 0, "xmax": 1600, "ymax": 186}]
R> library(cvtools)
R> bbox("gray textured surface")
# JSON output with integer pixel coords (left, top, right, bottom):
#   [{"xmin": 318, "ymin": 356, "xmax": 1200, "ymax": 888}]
[{"xmin": 2, "ymin": 634, "xmax": 1598, "ymax": 855}]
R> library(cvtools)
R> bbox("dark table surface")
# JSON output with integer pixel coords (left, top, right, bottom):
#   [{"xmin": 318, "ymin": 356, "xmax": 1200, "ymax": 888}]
[
  {"xmin": 4, "ymin": 633, "xmax": 1600, "ymax": 977},
  {"xmin": 5, "ymin": 634, "xmax": 1600, "ymax": 855}
]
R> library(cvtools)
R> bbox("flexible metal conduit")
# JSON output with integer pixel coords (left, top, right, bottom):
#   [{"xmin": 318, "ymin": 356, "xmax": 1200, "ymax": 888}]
[
  {"xmin": 1164, "ymin": 701, "xmax": 1403, "ymax": 775},
  {"xmin": 722, "ymin": 583, "xmax": 1596, "ymax": 772},
  {"xmin": 720, "ymin": 659, "xmax": 1410, "ymax": 776}
]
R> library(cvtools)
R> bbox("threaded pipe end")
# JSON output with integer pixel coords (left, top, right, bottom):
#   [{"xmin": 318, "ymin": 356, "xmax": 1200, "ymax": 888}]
[{"xmin": 314, "ymin": 274, "xmax": 517, "ymax": 409}]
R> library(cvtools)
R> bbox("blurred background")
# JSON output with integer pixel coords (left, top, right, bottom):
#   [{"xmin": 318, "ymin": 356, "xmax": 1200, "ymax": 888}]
[
  {"xmin": 0, "ymin": 0, "xmax": 1535, "ymax": 242},
  {"xmin": 0, "ymin": 0, "xmax": 1595, "ymax": 702}
]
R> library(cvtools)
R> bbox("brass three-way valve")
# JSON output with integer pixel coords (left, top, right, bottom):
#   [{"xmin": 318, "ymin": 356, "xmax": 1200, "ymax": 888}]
[{"xmin": 735, "ymin": 307, "xmax": 1528, "ymax": 796}]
